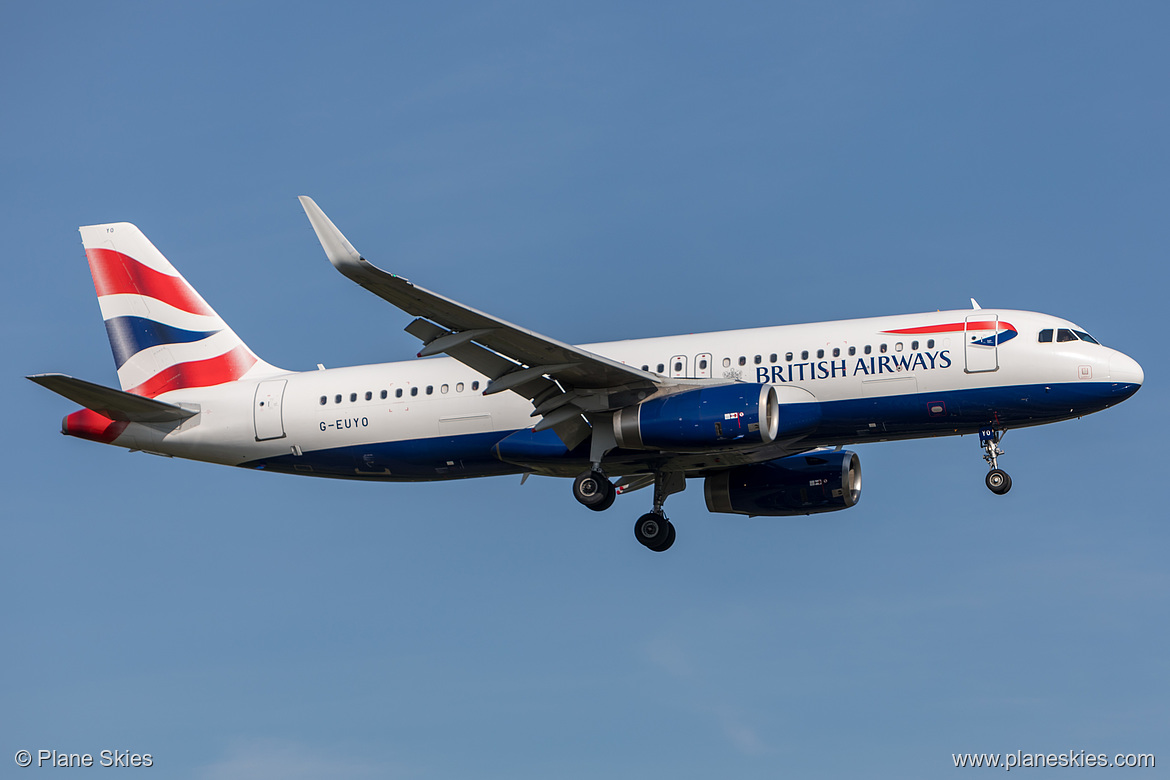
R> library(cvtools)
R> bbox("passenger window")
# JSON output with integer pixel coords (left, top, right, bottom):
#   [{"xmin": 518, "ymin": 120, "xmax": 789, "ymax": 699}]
[
  {"xmin": 801, "ymin": 350, "xmax": 809, "ymax": 360},
  {"xmin": 349, "ymin": 393, "xmax": 357, "ymax": 402},
  {"xmin": 699, "ymin": 359, "xmax": 708, "ymax": 370},
  {"xmin": 410, "ymin": 387, "xmax": 418, "ymax": 397},
  {"xmin": 911, "ymin": 340, "xmax": 919, "ymax": 350},
  {"xmin": 1057, "ymin": 328, "xmax": 1078, "ymax": 342},
  {"xmin": 365, "ymin": 391, "xmax": 372, "ymax": 401},
  {"xmin": 722, "ymin": 358, "xmax": 731, "ymax": 368},
  {"xmin": 737, "ymin": 357, "xmax": 746, "ymax": 367},
  {"xmin": 848, "ymin": 346, "xmax": 856, "ymax": 356},
  {"xmin": 1038, "ymin": 329, "xmax": 1053, "ymax": 343},
  {"xmin": 657, "ymin": 363, "xmax": 665, "ymax": 373},
  {"xmin": 816, "ymin": 349, "xmax": 824, "ymax": 359},
  {"xmin": 832, "ymin": 348, "xmax": 839, "ymax": 357},
  {"xmin": 441, "ymin": 384, "xmax": 449, "ymax": 394},
  {"xmin": 472, "ymin": 381, "xmax": 480, "ymax": 391},
  {"xmin": 864, "ymin": 345, "xmax": 872, "ymax": 355},
  {"xmin": 426, "ymin": 386, "xmax": 434, "ymax": 395},
  {"xmin": 641, "ymin": 365, "xmax": 649, "ymax": 371},
  {"xmin": 334, "ymin": 394, "xmax": 342, "ymax": 404},
  {"xmin": 456, "ymin": 382, "xmax": 464, "ymax": 392},
  {"xmin": 785, "ymin": 352, "xmax": 793, "ymax": 362},
  {"xmin": 753, "ymin": 355, "xmax": 761, "ymax": 365},
  {"xmin": 319, "ymin": 396, "xmax": 327, "ymax": 405},
  {"xmin": 894, "ymin": 342, "xmax": 903, "ymax": 352},
  {"xmin": 927, "ymin": 339, "xmax": 935, "ymax": 349},
  {"xmin": 1074, "ymin": 330, "xmax": 1099, "ymax": 344},
  {"xmin": 675, "ymin": 361, "xmax": 683, "ymax": 371},
  {"xmin": 880, "ymin": 344, "xmax": 887, "ymax": 353},
  {"xmin": 380, "ymin": 390, "xmax": 387, "ymax": 400},
  {"xmin": 395, "ymin": 389, "xmax": 403, "ymax": 398}
]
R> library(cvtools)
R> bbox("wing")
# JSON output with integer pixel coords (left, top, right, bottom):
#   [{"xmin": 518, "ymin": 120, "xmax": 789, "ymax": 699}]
[{"xmin": 298, "ymin": 196, "xmax": 706, "ymax": 446}]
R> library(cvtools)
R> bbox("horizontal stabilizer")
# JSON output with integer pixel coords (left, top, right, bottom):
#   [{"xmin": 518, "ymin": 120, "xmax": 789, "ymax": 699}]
[{"xmin": 27, "ymin": 373, "xmax": 197, "ymax": 423}]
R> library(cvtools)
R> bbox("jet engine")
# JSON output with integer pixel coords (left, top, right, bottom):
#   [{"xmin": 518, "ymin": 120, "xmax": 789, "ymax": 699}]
[
  {"xmin": 704, "ymin": 450, "xmax": 862, "ymax": 516},
  {"xmin": 613, "ymin": 383, "xmax": 823, "ymax": 451},
  {"xmin": 612, "ymin": 383, "xmax": 782, "ymax": 450}
]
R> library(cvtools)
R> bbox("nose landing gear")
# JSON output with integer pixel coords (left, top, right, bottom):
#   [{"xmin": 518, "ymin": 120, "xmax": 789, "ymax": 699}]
[{"xmin": 979, "ymin": 427, "xmax": 1012, "ymax": 495}]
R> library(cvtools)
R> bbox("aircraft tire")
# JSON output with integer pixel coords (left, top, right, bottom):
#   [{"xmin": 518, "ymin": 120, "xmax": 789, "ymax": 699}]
[
  {"xmin": 589, "ymin": 487, "xmax": 616, "ymax": 512},
  {"xmin": 574, "ymin": 470, "xmax": 614, "ymax": 509},
  {"xmin": 649, "ymin": 522, "xmax": 676, "ymax": 552},
  {"xmin": 985, "ymin": 469, "xmax": 1012, "ymax": 495},
  {"xmin": 634, "ymin": 513, "xmax": 672, "ymax": 550}
]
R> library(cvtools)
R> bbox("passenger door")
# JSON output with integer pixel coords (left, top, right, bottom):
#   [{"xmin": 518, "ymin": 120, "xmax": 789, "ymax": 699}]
[{"xmin": 964, "ymin": 314, "xmax": 999, "ymax": 373}]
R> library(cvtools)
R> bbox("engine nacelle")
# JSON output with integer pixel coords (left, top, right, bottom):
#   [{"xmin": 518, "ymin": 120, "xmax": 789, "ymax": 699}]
[
  {"xmin": 613, "ymin": 384, "xmax": 782, "ymax": 451},
  {"xmin": 704, "ymin": 450, "xmax": 862, "ymax": 516}
]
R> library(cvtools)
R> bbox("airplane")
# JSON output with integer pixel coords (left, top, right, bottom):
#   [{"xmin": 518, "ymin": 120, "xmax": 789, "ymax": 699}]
[{"xmin": 29, "ymin": 197, "xmax": 1144, "ymax": 552}]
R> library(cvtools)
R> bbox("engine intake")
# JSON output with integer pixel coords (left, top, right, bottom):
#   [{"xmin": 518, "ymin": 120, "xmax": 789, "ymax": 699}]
[
  {"xmin": 613, "ymin": 384, "xmax": 781, "ymax": 450},
  {"xmin": 704, "ymin": 450, "xmax": 862, "ymax": 516}
]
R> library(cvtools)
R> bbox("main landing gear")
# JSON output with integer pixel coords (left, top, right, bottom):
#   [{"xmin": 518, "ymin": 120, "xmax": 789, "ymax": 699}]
[
  {"xmin": 979, "ymin": 427, "xmax": 1012, "ymax": 495},
  {"xmin": 572, "ymin": 470, "xmax": 615, "ymax": 511},
  {"xmin": 572, "ymin": 468, "xmax": 683, "ymax": 552},
  {"xmin": 632, "ymin": 471, "xmax": 683, "ymax": 552},
  {"xmin": 634, "ymin": 513, "xmax": 675, "ymax": 552}
]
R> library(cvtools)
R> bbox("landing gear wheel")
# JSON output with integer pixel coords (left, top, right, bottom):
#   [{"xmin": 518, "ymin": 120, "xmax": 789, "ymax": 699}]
[
  {"xmin": 573, "ymin": 470, "xmax": 615, "ymax": 510},
  {"xmin": 985, "ymin": 468, "xmax": 1012, "ymax": 495},
  {"xmin": 654, "ymin": 522, "xmax": 676, "ymax": 552},
  {"xmin": 978, "ymin": 427, "xmax": 1012, "ymax": 494},
  {"xmin": 634, "ymin": 513, "xmax": 674, "ymax": 551}
]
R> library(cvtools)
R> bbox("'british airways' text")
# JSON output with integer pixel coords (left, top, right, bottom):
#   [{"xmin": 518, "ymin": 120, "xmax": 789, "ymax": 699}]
[{"xmin": 756, "ymin": 350, "xmax": 952, "ymax": 383}]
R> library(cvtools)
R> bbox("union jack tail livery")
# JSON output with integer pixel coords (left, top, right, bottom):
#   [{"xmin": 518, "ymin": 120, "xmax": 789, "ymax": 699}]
[{"xmin": 79, "ymin": 223, "xmax": 283, "ymax": 398}]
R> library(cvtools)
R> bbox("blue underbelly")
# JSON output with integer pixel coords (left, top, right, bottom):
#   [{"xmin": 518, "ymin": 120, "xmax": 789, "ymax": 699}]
[{"xmin": 239, "ymin": 381, "xmax": 1137, "ymax": 480}]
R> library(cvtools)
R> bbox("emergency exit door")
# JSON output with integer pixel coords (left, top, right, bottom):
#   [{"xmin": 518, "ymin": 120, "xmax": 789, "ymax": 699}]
[{"xmin": 694, "ymin": 353, "xmax": 712, "ymax": 379}]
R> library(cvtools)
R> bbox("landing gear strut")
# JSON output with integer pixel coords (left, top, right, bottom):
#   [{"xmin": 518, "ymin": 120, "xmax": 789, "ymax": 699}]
[
  {"xmin": 979, "ymin": 427, "xmax": 1012, "ymax": 495},
  {"xmin": 573, "ymin": 469, "xmax": 615, "ymax": 511},
  {"xmin": 633, "ymin": 472, "xmax": 684, "ymax": 552}
]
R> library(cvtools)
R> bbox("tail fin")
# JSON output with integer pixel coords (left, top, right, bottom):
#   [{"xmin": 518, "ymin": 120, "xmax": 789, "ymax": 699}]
[{"xmin": 80, "ymin": 222, "xmax": 283, "ymax": 398}]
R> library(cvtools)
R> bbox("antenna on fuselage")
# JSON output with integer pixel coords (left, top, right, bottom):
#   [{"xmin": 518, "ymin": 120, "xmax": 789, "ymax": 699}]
[{"xmin": 970, "ymin": 298, "xmax": 982, "ymax": 309}]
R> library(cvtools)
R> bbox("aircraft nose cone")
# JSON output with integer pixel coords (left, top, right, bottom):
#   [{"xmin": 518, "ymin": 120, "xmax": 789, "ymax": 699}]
[{"xmin": 1108, "ymin": 352, "xmax": 1143, "ymax": 393}]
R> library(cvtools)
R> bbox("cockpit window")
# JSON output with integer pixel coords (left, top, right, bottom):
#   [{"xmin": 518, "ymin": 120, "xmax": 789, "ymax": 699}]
[{"xmin": 1043, "ymin": 327, "xmax": 1100, "ymax": 344}]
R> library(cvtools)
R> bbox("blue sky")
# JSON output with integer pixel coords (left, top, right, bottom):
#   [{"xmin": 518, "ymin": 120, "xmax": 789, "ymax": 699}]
[{"xmin": 3, "ymin": 2, "xmax": 1167, "ymax": 777}]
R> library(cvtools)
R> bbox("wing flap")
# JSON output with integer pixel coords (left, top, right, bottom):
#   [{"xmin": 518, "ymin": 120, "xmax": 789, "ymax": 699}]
[
  {"xmin": 402, "ymin": 317, "xmax": 587, "ymax": 444},
  {"xmin": 402, "ymin": 318, "xmax": 557, "ymax": 400}
]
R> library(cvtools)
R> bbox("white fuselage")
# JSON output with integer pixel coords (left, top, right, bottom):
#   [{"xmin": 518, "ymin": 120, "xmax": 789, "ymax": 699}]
[{"xmin": 94, "ymin": 308, "xmax": 1141, "ymax": 482}]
